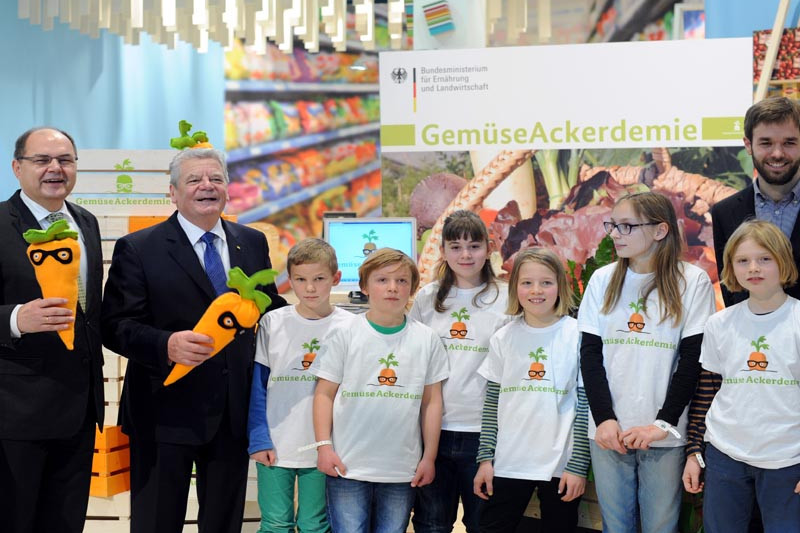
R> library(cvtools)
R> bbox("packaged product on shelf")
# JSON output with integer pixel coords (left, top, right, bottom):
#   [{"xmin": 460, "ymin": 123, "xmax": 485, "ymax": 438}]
[
  {"xmin": 247, "ymin": 102, "xmax": 278, "ymax": 145},
  {"xmin": 366, "ymin": 171, "xmax": 382, "ymax": 208},
  {"xmin": 269, "ymin": 101, "xmax": 302, "ymax": 138},
  {"xmin": 349, "ymin": 175, "xmax": 371, "ymax": 214},
  {"xmin": 323, "ymin": 98, "xmax": 349, "ymax": 129},
  {"xmin": 227, "ymin": 181, "xmax": 262, "ymax": 214},
  {"xmin": 246, "ymin": 221, "xmax": 290, "ymax": 273},
  {"xmin": 283, "ymin": 154, "xmax": 314, "ymax": 188},
  {"xmin": 313, "ymin": 52, "xmax": 342, "ymax": 81},
  {"xmin": 324, "ymin": 141, "xmax": 359, "ymax": 177},
  {"xmin": 297, "ymin": 100, "xmax": 332, "ymax": 134},
  {"xmin": 259, "ymin": 160, "xmax": 300, "ymax": 199},
  {"xmin": 291, "ymin": 48, "xmax": 319, "ymax": 82},
  {"xmin": 224, "ymin": 39, "xmax": 249, "ymax": 80},
  {"xmin": 308, "ymin": 185, "xmax": 350, "ymax": 235},
  {"xmin": 224, "ymin": 102, "xmax": 240, "ymax": 151},
  {"xmin": 232, "ymin": 103, "xmax": 252, "ymax": 147},
  {"xmin": 362, "ymin": 94, "xmax": 381, "ymax": 122},
  {"xmin": 295, "ymin": 149, "xmax": 327, "ymax": 184},
  {"xmin": 354, "ymin": 138, "xmax": 378, "ymax": 165},
  {"xmin": 343, "ymin": 96, "xmax": 368, "ymax": 124}
]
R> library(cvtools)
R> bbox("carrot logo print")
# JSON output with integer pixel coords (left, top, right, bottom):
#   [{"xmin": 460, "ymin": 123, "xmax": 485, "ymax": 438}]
[
  {"xmin": 449, "ymin": 307, "xmax": 470, "ymax": 338},
  {"xmin": 378, "ymin": 353, "xmax": 399, "ymax": 386},
  {"xmin": 301, "ymin": 338, "xmax": 320, "ymax": 370},
  {"xmin": 528, "ymin": 348, "xmax": 547, "ymax": 380},
  {"xmin": 362, "ymin": 229, "xmax": 378, "ymax": 256},
  {"xmin": 627, "ymin": 298, "xmax": 646, "ymax": 332},
  {"xmin": 747, "ymin": 335, "xmax": 770, "ymax": 371}
]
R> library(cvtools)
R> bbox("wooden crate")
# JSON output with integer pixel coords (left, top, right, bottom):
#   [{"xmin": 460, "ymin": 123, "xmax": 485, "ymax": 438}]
[
  {"xmin": 91, "ymin": 426, "xmax": 131, "ymax": 497},
  {"xmin": 90, "ymin": 469, "xmax": 131, "ymax": 498}
]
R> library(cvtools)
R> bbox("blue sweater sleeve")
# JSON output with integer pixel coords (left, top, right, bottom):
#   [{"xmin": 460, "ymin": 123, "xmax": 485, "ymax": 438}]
[{"xmin": 247, "ymin": 362, "xmax": 273, "ymax": 455}]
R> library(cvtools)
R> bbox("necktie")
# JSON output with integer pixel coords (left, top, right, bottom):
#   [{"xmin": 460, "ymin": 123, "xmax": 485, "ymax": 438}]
[
  {"xmin": 200, "ymin": 232, "xmax": 229, "ymax": 296},
  {"xmin": 45, "ymin": 211, "xmax": 86, "ymax": 310}
]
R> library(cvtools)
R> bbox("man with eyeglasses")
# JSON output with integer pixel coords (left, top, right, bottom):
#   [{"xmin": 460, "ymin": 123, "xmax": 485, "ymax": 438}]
[{"xmin": 0, "ymin": 127, "xmax": 104, "ymax": 532}]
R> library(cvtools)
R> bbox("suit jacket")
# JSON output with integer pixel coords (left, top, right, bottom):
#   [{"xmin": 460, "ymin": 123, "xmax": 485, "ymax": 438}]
[
  {"xmin": 0, "ymin": 191, "xmax": 104, "ymax": 440},
  {"xmin": 711, "ymin": 182, "xmax": 800, "ymax": 306},
  {"xmin": 101, "ymin": 212, "xmax": 286, "ymax": 445}
]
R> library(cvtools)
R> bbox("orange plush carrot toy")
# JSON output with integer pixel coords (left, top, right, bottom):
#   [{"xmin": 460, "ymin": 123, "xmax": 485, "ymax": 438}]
[
  {"xmin": 22, "ymin": 219, "xmax": 80, "ymax": 350},
  {"xmin": 163, "ymin": 267, "xmax": 277, "ymax": 386}
]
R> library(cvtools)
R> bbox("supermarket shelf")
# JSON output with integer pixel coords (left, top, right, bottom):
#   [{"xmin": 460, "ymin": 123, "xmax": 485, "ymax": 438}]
[
  {"xmin": 226, "ymin": 80, "xmax": 378, "ymax": 93},
  {"xmin": 236, "ymin": 160, "xmax": 381, "ymax": 223},
  {"xmin": 227, "ymin": 123, "xmax": 380, "ymax": 164}
]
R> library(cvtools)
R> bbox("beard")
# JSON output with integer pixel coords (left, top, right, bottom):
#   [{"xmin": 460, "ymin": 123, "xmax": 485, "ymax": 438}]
[{"xmin": 753, "ymin": 153, "xmax": 800, "ymax": 187}]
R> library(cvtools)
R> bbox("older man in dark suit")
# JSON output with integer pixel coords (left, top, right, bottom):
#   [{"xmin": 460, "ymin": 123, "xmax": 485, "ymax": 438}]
[
  {"xmin": 102, "ymin": 147, "xmax": 286, "ymax": 533},
  {"xmin": 0, "ymin": 127, "xmax": 105, "ymax": 532}
]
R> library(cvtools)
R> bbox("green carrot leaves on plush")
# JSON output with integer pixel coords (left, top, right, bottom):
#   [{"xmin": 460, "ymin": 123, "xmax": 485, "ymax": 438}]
[{"xmin": 170, "ymin": 120, "xmax": 212, "ymax": 150}]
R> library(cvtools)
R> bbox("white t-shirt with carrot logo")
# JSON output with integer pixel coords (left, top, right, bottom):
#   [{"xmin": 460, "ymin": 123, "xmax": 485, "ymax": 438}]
[
  {"xmin": 701, "ymin": 297, "xmax": 800, "ymax": 469},
  {"xmin": 478, "ymin": 315, "xmax": 581, "ymax": 480},
  {"xmin": 409, "ymin": 281, "xmax": 509, "ymax": 432},
  {"xmin": 255, "ymin": 306, "xmax": 354, "ymax": 468},
  {"xmin": 577, "ymin": 262, "xmax": 715, "ymax": 447},
  {"xmin": 309, "ymin": 314, "xmax": 449, "ymax": 482}
]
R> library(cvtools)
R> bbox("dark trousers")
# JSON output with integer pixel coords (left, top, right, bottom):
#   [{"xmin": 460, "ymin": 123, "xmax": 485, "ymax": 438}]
[
  {"xmin": 413, "ymin": 430, "xmax": 483, "ymax": 533},
  {"xmin": 0, "ymin": 404, "xmax": 95, "ymax": 533},
  {"xmin": 129, "ymin": 413, "xmax": 250, "ymax": 533},
  {"xmin": 479, "ymin": 476, "xmax": 581, "ymax": 533}
]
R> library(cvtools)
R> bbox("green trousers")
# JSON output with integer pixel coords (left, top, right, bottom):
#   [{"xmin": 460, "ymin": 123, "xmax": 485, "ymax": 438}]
[{"xmin": 256, "ymin": 463, "xmax": 330, "ymax": 533}]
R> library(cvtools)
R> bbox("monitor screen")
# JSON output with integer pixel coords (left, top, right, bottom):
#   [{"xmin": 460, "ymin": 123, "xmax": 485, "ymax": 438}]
[{"xmin": 323, "ymin": 217, "xmax": 418, "ymax": 293}]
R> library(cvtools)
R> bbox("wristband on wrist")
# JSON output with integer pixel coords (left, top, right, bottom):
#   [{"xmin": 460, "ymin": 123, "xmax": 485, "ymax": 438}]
[
  {"xmin": 653, "ymin": 419, "xmax": 682, "ymax": 439},
  {"xmin": 693, "ymin": 452, "xmax": 706, "ymax": 468},
  {"xmin": 297, "ymin": 439, "xmax": 332, "ymax": 452}
]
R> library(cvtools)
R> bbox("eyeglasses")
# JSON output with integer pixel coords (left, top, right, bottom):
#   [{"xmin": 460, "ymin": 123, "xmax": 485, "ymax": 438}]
[
  {"xmin": 18, "ymin": 155, "xmax": 78, "ymax": 168},
  {"xmin": 450, "ymin": 329, "xmax": 467, "ymax": 337},
  {"xmin": 628, "ymin": 321, "xmax": 645, "ymax": 331},
  {"xmin": 377, "ymin": 376, "xmax": 398, "ymax": 384},
  {"xmin": 603, "ymin": 221, "xmax": 658, "ymax": 236},
  {"xmin": 747, "ymin": 360, "xmax": 769, "ymax": 369},
  {"xmin": 528, "ymin": 370, "xmax": 546, "ymax": 378}
]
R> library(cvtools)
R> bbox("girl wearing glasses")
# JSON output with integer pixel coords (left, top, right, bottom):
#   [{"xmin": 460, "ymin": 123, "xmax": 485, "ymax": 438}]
[
  {"xmin": 578, "ymin": 191, "xmax": 715, "ymax": 533},
  {"xmin": 683, "ymin": 220, "xmax": 800, "ymax": 533},
  {"xmin": 408, "ymin": 210, "xmax": 509, "ymax": 533},
  {"xmin": 473, "ymin": 248, "xmax": 589, "ymax": 533}
]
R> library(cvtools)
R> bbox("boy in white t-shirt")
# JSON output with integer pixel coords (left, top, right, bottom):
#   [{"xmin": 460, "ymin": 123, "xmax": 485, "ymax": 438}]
[
  {"xmin": 247, "ymin": 238, "xmax": 353, "ymax": 533},
  {"xmin": 310, "ymin": 248, "xmax": 449, "ymax": 533}
]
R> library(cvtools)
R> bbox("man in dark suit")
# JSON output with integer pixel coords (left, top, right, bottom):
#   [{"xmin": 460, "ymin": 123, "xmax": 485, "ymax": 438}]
[
  {"xmin": 712, "ymin": 96, "xmax": 800, "ymax": 306},
  {"xmin": 102, "ymin": 147, "xmax": 286, "ymax": 533},
  {"xmin": 0, "ymin": 127, "xmax": 104, "ymax": 532}
]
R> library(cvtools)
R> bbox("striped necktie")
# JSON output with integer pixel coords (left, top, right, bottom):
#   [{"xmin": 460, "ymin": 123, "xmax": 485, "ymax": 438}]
[{"xmin": 44, "ymin": 211, "xmax": 86, "ymax": 310}]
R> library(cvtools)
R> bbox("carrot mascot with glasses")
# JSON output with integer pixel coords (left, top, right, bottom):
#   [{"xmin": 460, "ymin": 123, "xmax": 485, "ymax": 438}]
[
  {"xmin": 683, "ymin": 220, "xmax": 800, "ymax": 533},
  {"xmin": 578, "ymin": 192, "xmax": 715, "ymax": 533}
]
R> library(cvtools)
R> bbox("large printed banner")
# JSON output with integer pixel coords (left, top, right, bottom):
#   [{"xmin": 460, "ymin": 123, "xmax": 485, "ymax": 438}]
[
  {"xmin": 379, "ymin": 38, "xmax": 752, "ymax": 151},
  {"xmin": 378, "ymin": 39, "xmax": 754, "ymax": 309}
]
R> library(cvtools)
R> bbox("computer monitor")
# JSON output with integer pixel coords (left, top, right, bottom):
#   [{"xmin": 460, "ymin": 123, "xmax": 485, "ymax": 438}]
[{"xmin": 323, "ymin": 217, "xmax": 418, "ymax": 298}]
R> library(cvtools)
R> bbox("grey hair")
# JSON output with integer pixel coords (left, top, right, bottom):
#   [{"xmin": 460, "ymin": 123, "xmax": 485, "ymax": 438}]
[{"xmin": 168, "ymin": 148, "xmax": 229, "ymax": 186}]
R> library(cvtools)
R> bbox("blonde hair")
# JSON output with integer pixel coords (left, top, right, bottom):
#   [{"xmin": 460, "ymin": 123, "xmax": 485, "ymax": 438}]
[
  {"xmin": 721, "ymin": 219, "xmax": 798, "ymax": 292},
  {"xmin": 287, "ymin": 238, "xmax": 338, "ymax": 275},
  {"xmin": 506, "ymin": 248, "xmax": 574, "ymax": 317},
  {"xmin": 601, "ymin": 192, "xmax": 685, "ymax": 325},
  {"xmin": 358, "ymin": 248, "xmax": 420, "ymax": 295},
  {"xmin": 434, "ymin": 210, "xmax": 500, "ymax": 312}
]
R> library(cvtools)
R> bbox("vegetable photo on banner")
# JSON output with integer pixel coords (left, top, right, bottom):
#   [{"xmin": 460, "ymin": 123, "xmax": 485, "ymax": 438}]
[
  {"xmin": 23, "ymin": 218, "xmax": 80, "ymax": 350},
  {"xmin": 163, "ymin": 267, "xmax": 277, "ymax": 386}
]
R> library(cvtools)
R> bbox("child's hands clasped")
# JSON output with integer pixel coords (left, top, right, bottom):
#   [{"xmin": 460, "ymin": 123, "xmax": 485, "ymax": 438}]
[
  {"xmin": 473, "ymin": 461, "xmax": 494, "ymax": 500},
  {"xmin": 595, "ymin": 419, "xmax": 627, "ymax": 454},
  {"xmin": 317, "ymin": 444, "xmax": 347, "ymax": 477},
  {"xmin": 558, "ymin": 472, "xmax": 586, "ymax": 502},
  {"xmin": 250, "ymin": 449, "xmax": 276, "ymax": 466},
  {"xmin": 621, "ymin": 424, "xmax": 669, "ymax": 450},
  {"xmin": 411, "ymin": 457, "xmax": 435, "ymax": 487}
]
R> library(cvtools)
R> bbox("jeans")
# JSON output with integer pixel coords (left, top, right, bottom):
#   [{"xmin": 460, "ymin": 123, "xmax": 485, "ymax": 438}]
[
  {"xmin": 589, "ymin": 441, "xmax": 683, "ymax": 533},
  {"xmin": 256, "ymin": 464, "xmax": 329, "ymax": 533},
  {"xmin": 413, "ymin": 430, "xmax": 483, "ymax": 533},
  {"xmin": 478, "ymin": 476, "xmax": 581, "ymax": 533},
  {"xmin": 703, "ymin": 443, "xmax": 800, "ymax": 533},
  {"xmin": 326, "ymin": 475, "xmax": 415, "ymax": 533}
]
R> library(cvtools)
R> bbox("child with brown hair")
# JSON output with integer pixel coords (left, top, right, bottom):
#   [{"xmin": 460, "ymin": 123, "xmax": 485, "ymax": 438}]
[{"xmin": 310, "ymin": 248, "xmax": 449, "ymax": 533}]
